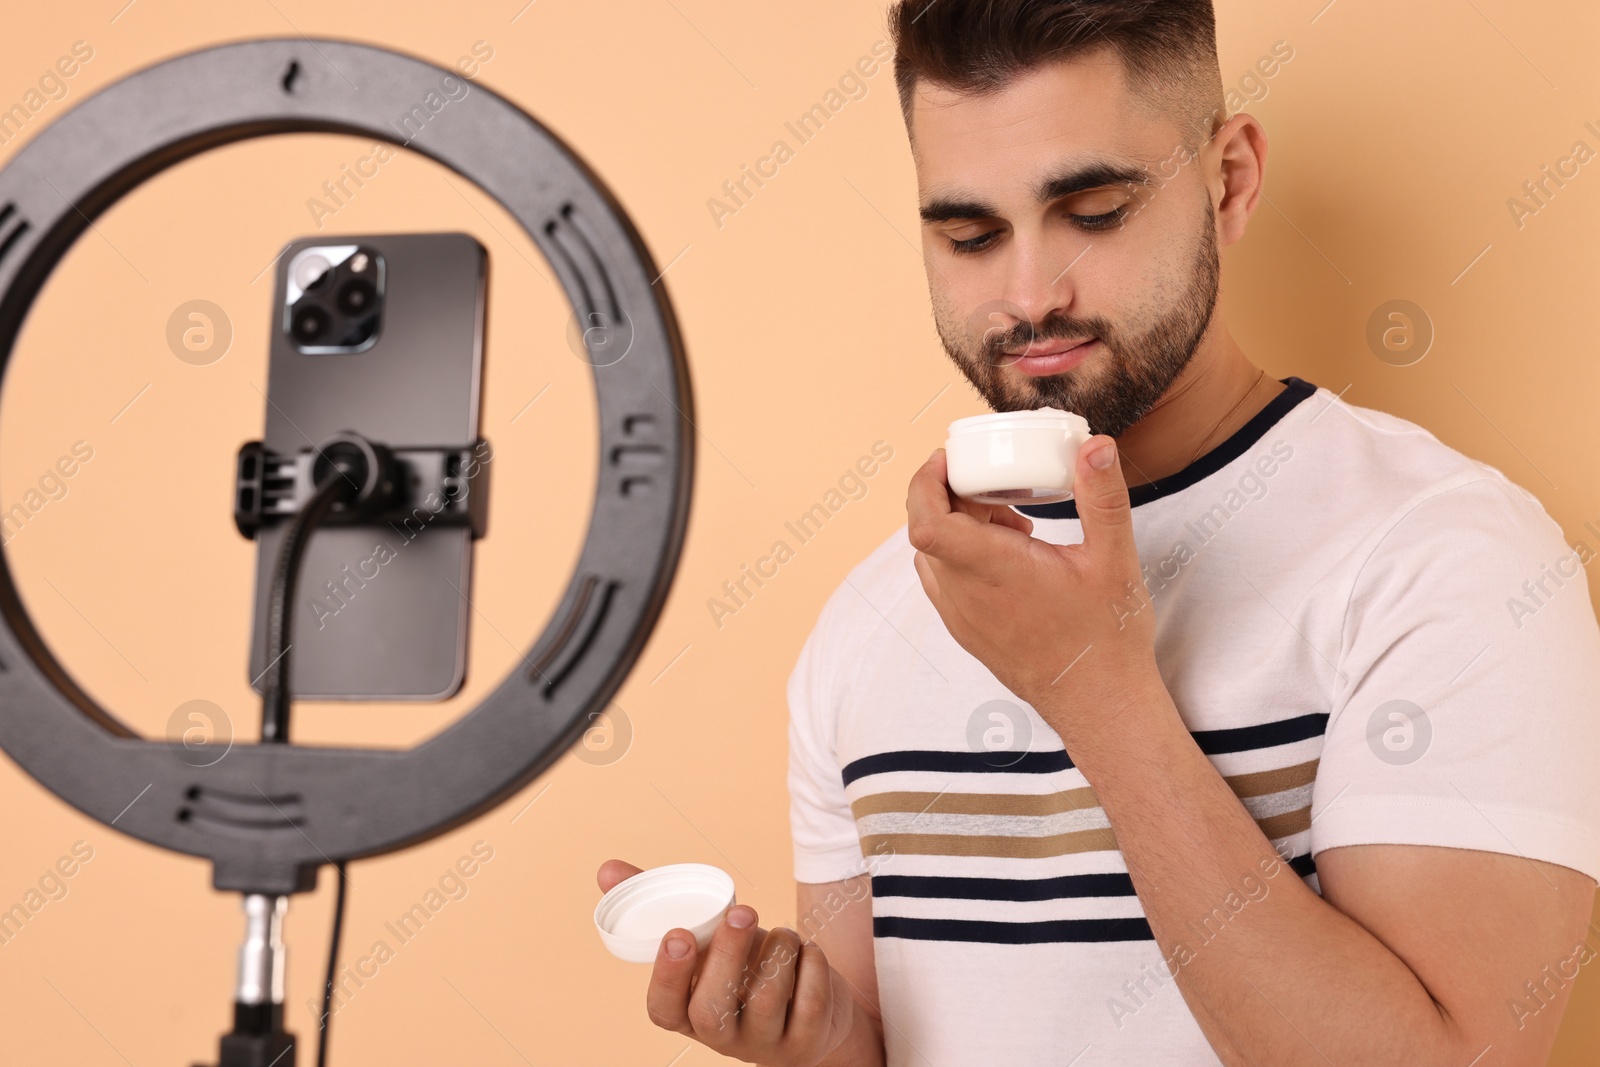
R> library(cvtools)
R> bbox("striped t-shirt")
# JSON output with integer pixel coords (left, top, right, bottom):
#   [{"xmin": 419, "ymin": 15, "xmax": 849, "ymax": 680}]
[{"xmin": 787, "ymin": 377, "xmax": 1600, "ymax": 1065}]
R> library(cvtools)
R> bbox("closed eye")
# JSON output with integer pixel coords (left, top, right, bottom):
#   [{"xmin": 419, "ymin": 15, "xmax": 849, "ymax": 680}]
[{"xmin": 946, "ymin": 206, "xmax": 1128, "ymax": 255}]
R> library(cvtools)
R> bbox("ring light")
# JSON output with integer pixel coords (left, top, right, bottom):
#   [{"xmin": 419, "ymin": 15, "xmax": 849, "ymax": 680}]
[{"xmin": 0, "ymin": 37, "xmax": 694, "ymax": 898}]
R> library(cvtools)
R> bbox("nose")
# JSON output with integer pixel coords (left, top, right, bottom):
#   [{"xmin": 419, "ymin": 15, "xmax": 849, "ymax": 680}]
[{"xmin": 997, "ymin": 229, "xmax": 1083, "ymax": 340}]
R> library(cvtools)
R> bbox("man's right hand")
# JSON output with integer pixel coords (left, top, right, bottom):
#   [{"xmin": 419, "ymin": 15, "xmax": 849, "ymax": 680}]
[{"xmin": 597, "ymin": 859, "xmax": 859, "ymax": 1066}]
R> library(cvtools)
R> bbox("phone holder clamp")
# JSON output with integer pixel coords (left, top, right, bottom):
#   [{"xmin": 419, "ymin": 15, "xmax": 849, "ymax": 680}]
[{"xmin": 232, "ymin": 432, "xmax": 491, "ymax": 540}]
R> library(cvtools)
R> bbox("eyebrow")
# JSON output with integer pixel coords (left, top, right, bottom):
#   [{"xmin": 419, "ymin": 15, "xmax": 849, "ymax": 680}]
[{"xmin": 918, "ymin": 161, "xmax": 1154, "ymax": 224}]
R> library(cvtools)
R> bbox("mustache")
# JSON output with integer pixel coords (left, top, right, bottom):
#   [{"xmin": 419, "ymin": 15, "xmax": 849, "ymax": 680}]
[{"xmin": 984, "ymin": 316, "xmax": 1115, "ymax": 357}]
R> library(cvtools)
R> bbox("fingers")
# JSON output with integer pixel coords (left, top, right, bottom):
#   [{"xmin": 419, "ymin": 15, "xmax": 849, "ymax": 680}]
[
  {"xmin": 1073, "ymin": 435, "xmax": 1136, "ymax": 561},
  {"xmin": 596, "ymin": 858, "xmax": 645, "ymax": 894},
  {"xmin": 909, "ymin": 447, "xmax": 952, "ymax": 509},
  {"xmin": 644, "ymin": 922, "xmax": 704, "ymax": 1036},
  {"xmin": 907, "ymin": 448, "xmax": 1034, "ymax": 534},
  {"xmin": 789, "ymin": 938, "xmax": 853, "ymax": 1062},
  {"xmin": 986, "ymin": 504, "xmax": 1034, "ymax": 536},
  {"xmin": 643, "ymin": 904, "xmax": 850, "ymax": 1065},
  {"xmin": 738, "ymin": 926, "xmax": 804, "ymax": 1049},
  {"xmin": 907, "ymin": 449, "xmax": 1029, "ymax": 570},
  {"xmin": 685, "ymin": 904, "xmax": 765, "ymax": 1048},
  {"xmin": 905, "ymin": 449, "xmax": 953, "ymax": 549},
  {"xmin": 949, "ymin": 487, "xmax": 1032, "ymax": 536}
]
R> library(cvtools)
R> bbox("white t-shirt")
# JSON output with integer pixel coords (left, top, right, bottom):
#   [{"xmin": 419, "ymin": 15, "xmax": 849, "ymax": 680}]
[{"xmin": 786, "ymin": 376, "xmax": 1600, "ymax": 1065}]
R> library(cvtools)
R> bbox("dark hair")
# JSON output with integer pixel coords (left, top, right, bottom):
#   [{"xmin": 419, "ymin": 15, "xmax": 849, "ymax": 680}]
[{"xmin": 887, "ymin": 0, "xmax": 1224, "ymax": 146}]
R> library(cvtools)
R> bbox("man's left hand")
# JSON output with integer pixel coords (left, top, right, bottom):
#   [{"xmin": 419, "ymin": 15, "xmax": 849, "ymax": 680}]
[{"xmin": 906, "ymin": 434, "xmax": 1162, "ymax": 742}]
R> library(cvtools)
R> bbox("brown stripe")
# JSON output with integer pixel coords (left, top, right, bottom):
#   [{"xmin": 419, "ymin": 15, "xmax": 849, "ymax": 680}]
[
  {"xmin": 848, "ymin": 759, "xmax": 1319, "ymax": 821},
  {"xmin": 859, "ymin": 803, "xmax": 1310, "ymax": 861},
  {"xmin": 1224, "ymin": 759, "xmax": 1319, "ymax": 799},
  {"xmin": 1256, "ymin": 806, "xmax": 1311, "ymax": 840},
  {"xmin": 855, "ymin": 807, "xmax": 1313, "ymax": 862},
  {"xmin": 859, "ymin": 825, "xmax": 1122, "ymax": 860},
  {"xmin": 850, "ymin": 786, "xmax": 1100, "ymax": 820}
]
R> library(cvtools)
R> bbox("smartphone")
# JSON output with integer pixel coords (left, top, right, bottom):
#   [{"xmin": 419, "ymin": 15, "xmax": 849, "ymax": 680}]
[{"xmin": 244, "ymin": 232, "xmax": 488, "ymax": 701}]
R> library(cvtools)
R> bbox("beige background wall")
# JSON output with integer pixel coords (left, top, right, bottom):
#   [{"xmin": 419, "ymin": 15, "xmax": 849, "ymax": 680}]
[{"xmin": 0, "ymin": 0, "xmax": 1595, "ymax": 1062}]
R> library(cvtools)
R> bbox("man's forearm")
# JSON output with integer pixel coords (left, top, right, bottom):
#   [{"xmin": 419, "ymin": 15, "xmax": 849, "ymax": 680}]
[{"xmin": 1046, "ymin": 677, "xmax": 1467, "ymax": 1065}]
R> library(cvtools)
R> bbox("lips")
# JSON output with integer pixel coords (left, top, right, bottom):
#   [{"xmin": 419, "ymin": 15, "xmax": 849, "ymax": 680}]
[
  {"xmin": 1003, "ymin": 337, "xmax": 1100, "ymax": 378},
  {"xmin": 1004, "ymin": 337, "xmax": 1095, "ymax": 359}
]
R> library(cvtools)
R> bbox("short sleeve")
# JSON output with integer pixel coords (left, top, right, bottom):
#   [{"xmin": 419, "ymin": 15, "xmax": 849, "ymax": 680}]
[
  {"xmin": 1311, "ymin": 474, "xmax": 1600, "ymax": 882},
  {"xmin": 787, "ymin": 589, "xmax": 871, "ymax": 885}
]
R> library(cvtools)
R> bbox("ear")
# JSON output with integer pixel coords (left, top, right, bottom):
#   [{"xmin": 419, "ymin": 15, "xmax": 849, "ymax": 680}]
[{"xmin": 1208, "ymin": 112, "xmax": 1268, "ymax": 248}]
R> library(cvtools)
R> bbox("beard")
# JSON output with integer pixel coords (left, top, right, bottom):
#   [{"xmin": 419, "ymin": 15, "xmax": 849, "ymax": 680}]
[{"xmin": 931, "ymin": 200, "xmax": 1221, "ymax": 439}]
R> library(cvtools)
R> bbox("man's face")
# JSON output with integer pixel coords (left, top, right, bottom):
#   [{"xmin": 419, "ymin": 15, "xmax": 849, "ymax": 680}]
[{"xmin": 912, "ymin": 49, "xmax": 1221, "ymax": 437}]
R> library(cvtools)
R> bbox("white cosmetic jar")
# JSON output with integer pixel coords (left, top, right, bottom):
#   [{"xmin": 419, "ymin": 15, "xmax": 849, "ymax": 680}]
[
  {"xmin": 944, "ymin": 406, "xmax": 1093, "ymax": 506},
  {"xmin": 594, "ymin": 862, "xmax": 736, "ymax": 963}
]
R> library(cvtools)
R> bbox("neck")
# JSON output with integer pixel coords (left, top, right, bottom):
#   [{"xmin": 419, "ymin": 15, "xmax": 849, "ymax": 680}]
[{"xmin": 1111, "ymin": 323, "xmax": 1284, "ymax": 490}]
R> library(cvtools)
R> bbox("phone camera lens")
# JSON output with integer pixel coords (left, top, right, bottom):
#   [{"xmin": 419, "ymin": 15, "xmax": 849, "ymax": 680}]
[
  {"xmin": 338, "ymin": 279, "xmax": 376, "ymax": 314},
  {"xmin": 294, "ymin": 254, "xmax": 332, "ymax": 292},
  {"xmin": 292, "ymin": 306, "xmax": 328, "ymax": 342}
]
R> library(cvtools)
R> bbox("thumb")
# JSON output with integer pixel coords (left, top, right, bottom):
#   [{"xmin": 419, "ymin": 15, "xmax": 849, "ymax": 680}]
[
  {"xmin": 597, "ymin": 858, "xmax": 645, "ymax": 893},
  {"xmin": 1074, "ymin": 435, "xmax": 1135, "ymax": 557}
]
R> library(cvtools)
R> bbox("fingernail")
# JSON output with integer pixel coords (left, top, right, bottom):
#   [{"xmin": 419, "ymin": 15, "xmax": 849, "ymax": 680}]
[
  {"xmin": 728, "ymin": 906, "xmax": 755, "ymax": 929},
  {"xmin": 1088, "ymin": 439, "xmax": 1116, "ymax": 469},
  {"xmin": 665, "ymin": 936, "xmax": 690, "ymax": 959}
]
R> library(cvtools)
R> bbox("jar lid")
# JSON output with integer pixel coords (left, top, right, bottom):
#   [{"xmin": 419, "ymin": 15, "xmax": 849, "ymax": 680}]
[
  {"xmin": 594, "ymin": 862, "xmax": 736, "ymax": 963},
  {"xmin": 947, "ymin": 405, "xmax": 1091, "ymax": 438}
]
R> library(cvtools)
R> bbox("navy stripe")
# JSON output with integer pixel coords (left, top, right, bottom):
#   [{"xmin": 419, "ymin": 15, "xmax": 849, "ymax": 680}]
[
  {"xmin": 1015, "ymin": 376, "xmax": 1318, "ymax": 520},
  {"xmin": 873, "ymin": 871, "xmax": 1136, "ymax": 901},
  {"xmin": 843, "ymin": 747, "xmax": 1069, "ymax": 785},
  {"xmin": 841, "ymin": 712, "xmax": 1329, "ymax": 786},
  {"xmin": 1190, "ymin": 712, "xmax": 1330, "ymax": 756},
  {"xmin": 872, "ymin": 854, "xmax": 1317, "ymax": 905},
  {"xmin": 875, "ymin": 914, "xmax": 1154, "ymax": 944}
]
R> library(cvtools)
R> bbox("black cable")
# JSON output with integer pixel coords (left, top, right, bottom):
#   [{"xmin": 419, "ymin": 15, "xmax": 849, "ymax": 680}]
[
  {"xmin": 260, "ymin": 461, "xmax": 359, "ymax": 745},
  {"xmin": 318, "ymin": 859, "xmax": 349, "ymax": 1067},
  {"xmin": 254, "ymin": 456, "xmax": 360, "ymax": 1067}
]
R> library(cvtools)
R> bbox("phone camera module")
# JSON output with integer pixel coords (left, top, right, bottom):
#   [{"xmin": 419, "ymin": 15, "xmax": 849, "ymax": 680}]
[{"xmin": 283, "ymin": 244, "xmax": 385, "ymax": 353}]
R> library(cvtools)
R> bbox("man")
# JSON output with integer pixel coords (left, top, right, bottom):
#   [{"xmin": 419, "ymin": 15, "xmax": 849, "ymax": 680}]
[{"xmin": 598, "ymin": 2, "xmax": 1600, "ymax": 1063}]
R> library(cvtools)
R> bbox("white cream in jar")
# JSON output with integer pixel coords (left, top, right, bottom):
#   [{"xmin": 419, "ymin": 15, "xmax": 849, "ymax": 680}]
[{"xmin": 944, "ymin": 406, "xmax": 1093, "ymax": 505}]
